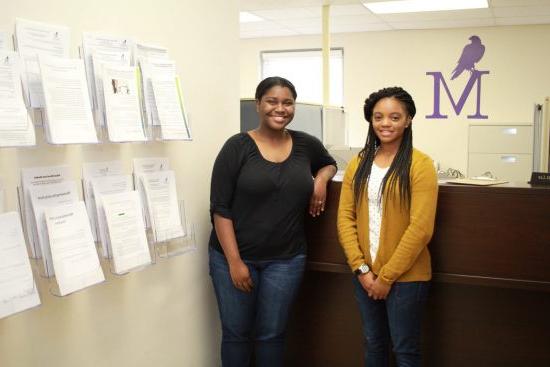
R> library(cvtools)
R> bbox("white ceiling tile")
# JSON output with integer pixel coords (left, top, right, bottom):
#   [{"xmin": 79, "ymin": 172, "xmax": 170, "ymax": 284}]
[
  {"xmin": 390, "ymin": 18, "xmax": 495, "ymax": 30},
  {"xmin": 330, "ymin": 4, "xmax": 374, "ymax": 16},
  {"xmin": 377, "ymin": 8, "xmax": 494, "ymax": 22},
  {"xmin": 274, "ymin": 18, "xmax": 322, "ymax": 28},
  {"xmin": 331, "ymin": 14, "xmax": 387, "ymax": 26},
  {"xmin": 331, "ymin": 23, "xmax": 393, "ymax": 33},
  {"xmin": 330, "ymin": 0, "xmax": 365, "ymax": 5},
  {"xmin": 491, "ymin": 0, "xmax": 550, "ymax": 7},
  {"xmin": 239, "ymin": 0, "xmax": 323, "ymax": 11},
  {"xmin": 240, "ymin": 20, "xmax": 287, "ymax": 32},
  {"xmin": 495, "ymin": 15, "xmax": 550, "ymax": 25},
  {"xmin": 239, "ymin": 0, "xmax": 550, "ymax": 39},
  {"xmin": 240, "ymin": 28, "xmax": 299, "ymax": 39},
  {"xmin": 252, "ymin": 7, "xmax": 320, "ymax": 20},
  {"xmin": 492, "ymin": 5, "xmax": 550, "ymax": 17},
  {"xmin": 294, "ymin": 26, "xmax": 325, "ymax": 35}
]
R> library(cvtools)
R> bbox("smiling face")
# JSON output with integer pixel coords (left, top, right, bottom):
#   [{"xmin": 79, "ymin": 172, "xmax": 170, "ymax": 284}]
[
  {"xmin": 371, "ymin": 97, "xmax": 411, "ymax": 148},
  {"xmin": 256, "ymin": 86, "xmax": 295, "ymax": 131}
]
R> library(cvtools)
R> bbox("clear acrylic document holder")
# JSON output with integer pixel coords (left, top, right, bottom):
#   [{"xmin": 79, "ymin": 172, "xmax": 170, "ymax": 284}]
[
  {"xmin": 105, "ymin": 234, "xmax": 156, "ymax": 277},
  {"xmin": 0, "ymin": 278, "xmax": 41, "ymax": 319},
  {"xmin": 150, "ymin": 200, "xmax": 196, "ymax": 259},
  {"xmin": 47, "ymin": 263, "xmax": 106, "ymax": 297},
  {"xmin": 17, "ymin": 186, "xmax": 41, "ymax": 260},
  {"xmin": 149, "ymin": 112, "xmax": 193, "ymax": 142}
]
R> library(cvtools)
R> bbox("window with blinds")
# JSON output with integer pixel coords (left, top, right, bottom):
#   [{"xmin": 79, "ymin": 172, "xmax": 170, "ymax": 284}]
[{"xmin": 260, "ymin": 48, "xmax": 344, "ymax": 106}]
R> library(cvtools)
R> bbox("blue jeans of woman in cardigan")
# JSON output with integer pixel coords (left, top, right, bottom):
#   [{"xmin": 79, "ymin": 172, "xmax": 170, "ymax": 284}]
[{"xmin": 353, "ymin": 277, "xmax": 429, "ymax": 367}]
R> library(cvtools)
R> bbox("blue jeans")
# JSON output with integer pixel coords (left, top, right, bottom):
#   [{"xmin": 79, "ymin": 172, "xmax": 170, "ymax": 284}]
[
  {"xmin": 353, "ymin": 277, "xmax": 429, "ymax": 367},
  {"xmin": 209, "ymin": 247, "xmax": 306, "ymax": 367}
]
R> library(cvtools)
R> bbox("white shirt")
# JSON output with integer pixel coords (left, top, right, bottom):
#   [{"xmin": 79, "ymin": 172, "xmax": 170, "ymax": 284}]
[{"xmin": 367, "ymin": 163, "xmax": 389, "ymax": 263}]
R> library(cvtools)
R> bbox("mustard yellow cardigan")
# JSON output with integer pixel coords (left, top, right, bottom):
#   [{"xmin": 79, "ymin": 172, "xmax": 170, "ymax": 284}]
[{"xmin": 337, "ymin": 148, "xmax": 438, "ymax": 286}]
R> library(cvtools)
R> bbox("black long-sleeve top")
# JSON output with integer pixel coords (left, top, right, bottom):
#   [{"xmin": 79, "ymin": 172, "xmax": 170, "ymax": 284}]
[{"xmin": 209, "ymin": 130, "xmax": 336, "ymax": 261}]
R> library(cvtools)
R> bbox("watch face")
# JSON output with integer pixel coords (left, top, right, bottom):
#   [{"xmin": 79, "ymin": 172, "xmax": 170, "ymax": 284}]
[{"xmin": 355, "ymin": 264, "xmax": 369, "ymax": 275}]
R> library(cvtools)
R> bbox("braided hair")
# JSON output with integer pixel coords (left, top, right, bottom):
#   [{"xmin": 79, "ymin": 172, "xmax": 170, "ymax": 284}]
[{"xmin": 353, "ymin": 86, "xmax": 416, "ymax": 209}]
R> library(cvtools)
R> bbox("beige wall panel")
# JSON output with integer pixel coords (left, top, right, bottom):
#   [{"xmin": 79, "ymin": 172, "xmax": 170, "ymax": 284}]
[
  {"xmin": 0, "ymin": 0, "xmax": 239, "ymax": 366},
  {"xmin": 240, "ymin": 25, "xmax": 550, "ymax": 173}
]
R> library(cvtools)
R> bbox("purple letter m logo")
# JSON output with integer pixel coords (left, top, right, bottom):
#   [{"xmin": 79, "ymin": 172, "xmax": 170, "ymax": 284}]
[{"xmin": 426, "ymin": 70, "xmax": 489, "ymax": 119}]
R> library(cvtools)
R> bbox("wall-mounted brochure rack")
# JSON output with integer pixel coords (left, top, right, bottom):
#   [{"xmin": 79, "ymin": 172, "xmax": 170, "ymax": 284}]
[
  {"xmin": 100, "ymin": 193, "xmax": 156, "ymax": 276},
  {"xmin": 150, "ymin": 200, "xmax": 196, "ymax": 259},
  {"xmin": 16, "ymin": 186, "xmax": 40, "ymax": 260},
  {"xmin": 94, "ymin": 110, "xmax": 153, "ymax": 145},
  {"xmin": 148, "ymin": 111, "xmax": 193, "ymax": 142},
  {"xmin": 47, "ymin": 262, "xmax": 105, "ymax": 297},
  {"xmin": 0, "ymin": 276, "xmax": 41, "ymax": 319},
  {"xmin": 106, "ymin": 233, "xmax": 156, "ymax": 277}
]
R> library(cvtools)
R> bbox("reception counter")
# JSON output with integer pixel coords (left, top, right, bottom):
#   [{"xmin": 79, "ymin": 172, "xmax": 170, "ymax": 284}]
[{"xmin": 285, "ymin": 181, "xmax": 550, "ymax": 366}]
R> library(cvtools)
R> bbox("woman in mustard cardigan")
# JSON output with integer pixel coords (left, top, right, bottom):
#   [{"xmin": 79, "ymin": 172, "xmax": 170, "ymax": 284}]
[{"xmin": 337, "ymin": 87, "xmax": 438, "ymax": 367}]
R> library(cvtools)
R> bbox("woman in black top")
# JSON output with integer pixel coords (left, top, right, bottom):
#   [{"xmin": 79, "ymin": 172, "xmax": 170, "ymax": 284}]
[{"xmin": 209, "ymin": 76, "xmax": 337, "ymax": 367}]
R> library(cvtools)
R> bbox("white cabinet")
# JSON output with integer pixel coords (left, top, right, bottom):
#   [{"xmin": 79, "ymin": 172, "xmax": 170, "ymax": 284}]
[{"xmin": 468, "ymin": 125, "xmax": 533, "ymax": 182}]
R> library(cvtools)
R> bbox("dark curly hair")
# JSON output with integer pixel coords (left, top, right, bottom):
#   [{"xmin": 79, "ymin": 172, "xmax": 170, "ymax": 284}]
[
  {"xmin": 255, "ymin": 76, "xmax": 297, "ymax": 101},
  {"xmin": 353, "ymin": 87, "xmax": 415, "ymax": 209}
]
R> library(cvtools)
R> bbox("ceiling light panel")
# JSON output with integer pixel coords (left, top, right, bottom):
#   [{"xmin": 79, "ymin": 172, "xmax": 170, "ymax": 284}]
[{"xmin": 364, "ymin": 0, "xmax": 488, "ymax": 14}]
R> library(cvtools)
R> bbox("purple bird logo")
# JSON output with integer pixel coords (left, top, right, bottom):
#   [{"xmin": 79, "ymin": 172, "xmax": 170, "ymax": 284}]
[{"xmin": 451, "ymin": 35, "xmax": 485, "ymax": 80}]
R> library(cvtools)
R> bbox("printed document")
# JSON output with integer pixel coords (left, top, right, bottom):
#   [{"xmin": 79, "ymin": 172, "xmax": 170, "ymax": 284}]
[
  {"xmin": 133, "ymin": 42, "xmax": 168, "ymax": 63},
  {"xmin": 0, "ymin": 51, "xmax": 36, "ymax": 147},
  {"xmin": 82, "ymin": 32, "xmax": 133, "ymax": 110},
  {"xmin": 45, "ymin": 201, "xmax": 104, "ymax": 296},
  {"xmin": 102, "ymin": 65, "xmax": 146, "ymax": 142},
  {"xmin": 29, "ymin": 180, "xmax": 79, "ymax": 277},
  {"xmin": 140, "ymin": 170, "xmax": 184, "ymax": 242},
  {"xmin": 21, "ymin": 165, "xmax": 72, "ymax": 258},
  {"xmin": 152, "ymin": 76, "xmax": 190, "ymax": 140},
  {"xmin": 15, "ymin": 18, "xmax": 70, "ymax": 108},
  {"xmin": 133, "ymin": 157, "xmax": 170, "ymax": 227},
  {"xmin": 82, "ymin": 160, "xmax": 123, "ymax": 242},
  {"xmin": 91, "ymin": 174, "xmax": 133, "ymax": 258},
  {"xmin": 101, "ymin": 191, "xmax": 151, "ymax": 274},
  {"xmin": 0, "ymin": 178, "xmax": 4, "ymax": 213},
  {"xmin": 39, "ymin": 55, "xmax": 97, "ymax": 144},
  {"xmin": 91, "ymin": 54, "xmax": 131, "ymax": 127},
  {"xmin": 138, "ymin": 58, "xmax": 175, "ymax": 126},
  {"xmin": 0, "ymin": 212, "xmax": 41, "ymax": 319},
  {"xmin": 0, "ymin": 32, "xmax": 9, "ymax": 50}
]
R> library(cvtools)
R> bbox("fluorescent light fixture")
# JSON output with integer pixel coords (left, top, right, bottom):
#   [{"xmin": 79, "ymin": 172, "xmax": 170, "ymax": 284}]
[
  {"xmin": 364, "ymin": 0, "xmax": 488, "ymax": 14},
  {"xmin": 240, "ymin": 12, "xmax": 264, "ymax": 23}
]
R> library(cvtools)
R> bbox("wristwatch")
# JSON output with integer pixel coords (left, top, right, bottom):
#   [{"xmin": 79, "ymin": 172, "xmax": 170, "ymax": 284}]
[{"xmin": 354, "ymin": 263, "xmax": 370, "ymax": 276}]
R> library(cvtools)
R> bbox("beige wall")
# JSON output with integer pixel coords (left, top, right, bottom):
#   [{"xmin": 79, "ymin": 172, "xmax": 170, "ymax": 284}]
[
  {"xmin": 240, "ymin": 25, "xmax": 550, "ymax": 173},
  {"xmin": 0, "ymin": 1, "xmax": 239, "ymax": 366}
]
